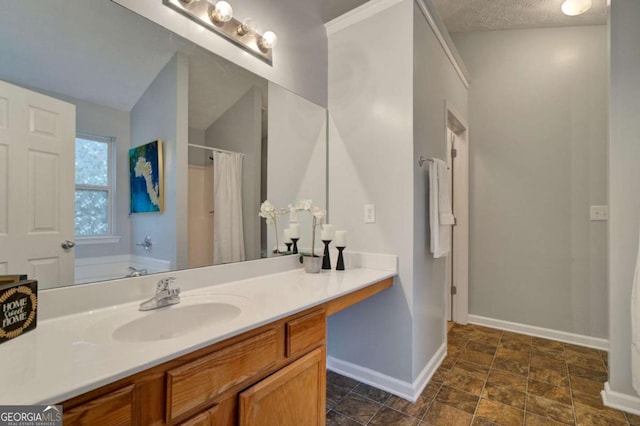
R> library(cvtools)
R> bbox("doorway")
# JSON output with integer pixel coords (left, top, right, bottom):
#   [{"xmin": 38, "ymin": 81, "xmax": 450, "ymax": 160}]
[{"xmin": 444, "ymin": 104, "xmax": 469, "ymax": 325}]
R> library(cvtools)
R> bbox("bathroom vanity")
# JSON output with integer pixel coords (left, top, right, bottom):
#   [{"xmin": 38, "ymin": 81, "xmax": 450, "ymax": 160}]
[{"xmin": 0, "ymin": 255, "xmax": 396, "ymax": 425}]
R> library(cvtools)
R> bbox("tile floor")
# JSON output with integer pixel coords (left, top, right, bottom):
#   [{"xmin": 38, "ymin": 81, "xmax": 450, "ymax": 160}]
[{"xmin": 326, "ymin": 323, "xmax": 640, "ymax": 425}]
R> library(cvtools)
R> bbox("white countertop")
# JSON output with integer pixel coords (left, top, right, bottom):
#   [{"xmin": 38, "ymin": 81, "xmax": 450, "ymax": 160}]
[{"xmin": 0, "ymin": 264, "xmax": 396, "ymax": 405}]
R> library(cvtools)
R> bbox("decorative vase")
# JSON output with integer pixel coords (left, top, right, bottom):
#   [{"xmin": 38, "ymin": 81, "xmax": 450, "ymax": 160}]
[
  {"xmin": 291, "ymin": 238, "xmax": 299, "ymax": 254},
  {"xmin": 301, "ymin": 255, "xmax": 323, "ymax": 274}
]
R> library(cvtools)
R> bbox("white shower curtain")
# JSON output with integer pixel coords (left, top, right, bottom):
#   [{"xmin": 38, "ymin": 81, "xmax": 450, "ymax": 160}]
[{"xmin": 213, "ymin": 151, "xmax": 245, "ymax": 264}]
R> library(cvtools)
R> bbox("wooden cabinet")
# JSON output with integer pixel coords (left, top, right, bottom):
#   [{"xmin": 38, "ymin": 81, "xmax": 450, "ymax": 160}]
[
  {"xmin": 238, "ymin": 348, "xmax": 325, "ymax": 426},
  {"xmin": 166, "ymin": 329, "xmax": 279, "ymax": 422},
  {"xmin": 61, "ymin": 308, "xmax": 325, "ymax": 426},
  {"xmin": 60, "ymin": 277, "xmax": 393, "ymax": 425},
  {"xmin": 64, "ymin": 384, "xmax": 135, "ymax": 426},
  {"xmin": 176, "ymin": 406, "xmax": 219, "ymax": 426}
]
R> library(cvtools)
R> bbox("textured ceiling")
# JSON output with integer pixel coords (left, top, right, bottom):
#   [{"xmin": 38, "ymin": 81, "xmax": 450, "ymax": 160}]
[
  {"xmin": 432, "ymin": 0, "xmax": 608, "ymax": 32},
  {"xmin": 323, "ymin": 0, "xmax": 608, "ymax": 31}
]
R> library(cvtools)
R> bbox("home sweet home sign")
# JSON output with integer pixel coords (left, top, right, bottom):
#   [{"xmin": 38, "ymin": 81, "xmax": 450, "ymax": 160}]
[{"xmin": 0, "ymin": 279, "xmax": 37, "ymax": 344}]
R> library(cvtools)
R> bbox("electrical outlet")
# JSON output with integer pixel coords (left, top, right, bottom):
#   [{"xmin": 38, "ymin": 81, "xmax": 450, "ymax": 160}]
[
  {"xmin": 590, "ymin": 205, "xmax": 608, "ymax": 221},
  {"xmin": 364, "ymin": 204, "xmax": 375, "ymax": 223}
]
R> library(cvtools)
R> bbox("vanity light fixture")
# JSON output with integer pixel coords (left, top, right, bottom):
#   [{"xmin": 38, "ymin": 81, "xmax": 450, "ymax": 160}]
[
  {"xmin": 208, "ymin": 0, "xmax": 233, "ymax": 24},
  {"xmin": 237, "ymin": 18, "xmax": 257, "ymax": 36},
  {"xmin": 561, "ymin": 0, "xmax": 592, "ymax": 16},
  {"xmin": 163, "ymin": 0, "xmax": 277, "ymax": 65}
]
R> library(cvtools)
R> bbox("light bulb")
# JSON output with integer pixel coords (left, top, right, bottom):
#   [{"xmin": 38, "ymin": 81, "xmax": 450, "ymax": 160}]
[
  {"xmin": 258, "ymin": 31, "xmax": 278, "ymax": 51},
  {"xmin": 237, "ymin": 18, "xmax": 257, "ymax": 36},
  {"xmin": 561, "ymin": 0, "xmax": 592, "ymax": 16},
  {"xmin": 208, "ymin": 1, "xmax": 233, "ymax": 23}
]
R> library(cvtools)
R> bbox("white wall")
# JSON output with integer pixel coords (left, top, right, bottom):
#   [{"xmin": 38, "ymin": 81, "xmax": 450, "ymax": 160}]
[
  {"xmin": 327, "ymin": 0, "xmax": 415, "ymax": 382},
  {"xmin": 267, "ymin": 83, "xmax": 327, "ymax": 254},
  {"xmin": 205, "ymin": 87, "xmax": 262, "ymax": 261},
  {"xmin": 412, "ymin": 4, "xmax": 468, "ymax": 377},
  {"xmin": 608, "ymin": 0, "xmax": 640, "ymax": 401},
  {"xmin": 452, "ymin": 26, "xmax": 608, "ymax": 338},
  {"xmin": 113, "ymin": 0, "xmax": 328, "ymax": 107},
  {"xmin": 130, "ymin": 53, "xmax": 189, "ymax": 269}
]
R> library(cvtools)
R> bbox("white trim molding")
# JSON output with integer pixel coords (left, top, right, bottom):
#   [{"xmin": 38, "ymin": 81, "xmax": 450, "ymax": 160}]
[
  {"xmin": 469, "ymin": 315, "xmax": 609, "ymax": 351},
  {"xmin": 75, "ymin": 236, "xmax": 122, "ymax": 245},
  {"xmin": 325, "ymin": 0, "xmax": 470, "ymax": 89},
  {"xmin": 414, "ymin": 0, "xmax": 470, "ymax": 88},
  {"xmin": 602, "ymin": 382, "xmax": 640, "ymax": 415},
  {"xmin": 327, "ymin": 342, "xmax": 446, "ymax": 402}
]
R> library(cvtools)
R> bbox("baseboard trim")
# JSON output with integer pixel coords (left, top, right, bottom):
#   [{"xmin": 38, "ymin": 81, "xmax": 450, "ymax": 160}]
[
  {"xmin": 327, "ymin": 342, "xmax": 447, "ymax": 402},
  {"xmin": 468, "ymin": 315, "xmax": 609, "ymax": 351},
  {"xmin": 602, "ymin": 382, "xmax": 640, "ymax": 415}
]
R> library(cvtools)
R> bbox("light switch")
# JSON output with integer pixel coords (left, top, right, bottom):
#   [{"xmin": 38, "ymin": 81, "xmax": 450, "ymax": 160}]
[
  {"xmin": 364, "ymin": 204, "xmax": 375, "ymax": 224},
  {"xmin": 590, "ymin": 205, "xmax": 608, "ymax": 221}
]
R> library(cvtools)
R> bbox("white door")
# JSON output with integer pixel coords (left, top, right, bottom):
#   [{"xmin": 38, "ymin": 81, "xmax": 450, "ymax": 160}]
[
  {"xmin": 445, "ymin": 129, "xmax": 455, "ymax": 322},
  {"xmin": 0, "ymin": 80, "xmax": 75, "ymax": 289}
]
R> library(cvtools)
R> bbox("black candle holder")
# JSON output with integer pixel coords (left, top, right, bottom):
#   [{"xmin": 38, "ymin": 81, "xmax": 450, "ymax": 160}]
[
  {"xmin": 291, "ymin": 238, "xmax": 299, "ymax": 254},
  {"xmin": 285, "ymin": 242, "xmax": 293, "ymax": 253},
  {"xmin": 336, "ymin": 246, "xmax": 346, "ymax": 271},
  {"xmin": 322, "ymin": 240, "xmax": 332, "ymax": 270}
]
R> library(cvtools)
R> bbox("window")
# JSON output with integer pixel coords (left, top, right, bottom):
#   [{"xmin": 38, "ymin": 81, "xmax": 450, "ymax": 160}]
[{"xmin": 75, "ymin": 133, "xmax": 115, "ymax": 237}]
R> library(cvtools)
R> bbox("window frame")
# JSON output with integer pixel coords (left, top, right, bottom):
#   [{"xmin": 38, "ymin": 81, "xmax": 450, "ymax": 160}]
[{"xmin": 74, "ymin": 131, "xmax": 116, "ymax": 239}]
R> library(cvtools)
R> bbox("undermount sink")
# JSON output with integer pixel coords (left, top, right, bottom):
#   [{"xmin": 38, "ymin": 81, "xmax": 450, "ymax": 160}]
[{"xmin": 112, "ymin": 302, "xmax": 241, "ymax": 343}]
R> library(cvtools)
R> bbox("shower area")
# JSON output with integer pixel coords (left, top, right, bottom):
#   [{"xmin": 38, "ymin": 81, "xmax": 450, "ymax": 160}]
[
  {"xmin": 188, "ymin": 144, "xmax": 257, "ymax": 267},
  {"xmin": 186, "ymin": 86, "xmax": 266, "ymax": 267}
]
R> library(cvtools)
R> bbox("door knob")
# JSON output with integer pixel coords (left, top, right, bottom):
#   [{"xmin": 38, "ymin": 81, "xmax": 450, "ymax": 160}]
[{"xmin": 61, "ymin": 240, "xmax": 75, "ymax": 250}]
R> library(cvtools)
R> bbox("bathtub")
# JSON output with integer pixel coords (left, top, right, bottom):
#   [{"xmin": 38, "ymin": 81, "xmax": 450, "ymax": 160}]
[{"xmin": 74, "ymin": 255, "xmax": 171, "ymax": 284}]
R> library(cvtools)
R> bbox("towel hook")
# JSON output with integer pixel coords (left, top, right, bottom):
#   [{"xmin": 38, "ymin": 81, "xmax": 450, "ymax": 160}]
[{"xmin": 418, "ymin": 156, "xmax": 426, "ymax": 167}]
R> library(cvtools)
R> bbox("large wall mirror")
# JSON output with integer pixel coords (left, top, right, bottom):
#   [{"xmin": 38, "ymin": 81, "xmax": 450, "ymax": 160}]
[{"xmin": 0, "ymin": 0, "xmax": 327, "ymax": 290}]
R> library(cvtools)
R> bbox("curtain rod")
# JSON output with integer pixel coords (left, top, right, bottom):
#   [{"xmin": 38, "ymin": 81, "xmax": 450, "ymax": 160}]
[{"xmin": 188, "ymin": 143, "xmax": 245, "ymax": 157}]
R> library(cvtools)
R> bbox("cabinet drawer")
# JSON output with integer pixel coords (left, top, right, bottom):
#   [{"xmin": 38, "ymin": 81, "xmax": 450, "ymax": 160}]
[
  {"xmin": 285, "ymin": 310, "xmax": 325, "ymax": 358},
  {"xmin": 64, "ymin": 384, "xmax": 135, "ymax": 426},
  {"xmin": 166, "ymin": 328, "xmax": 278, "ymax": 422}
]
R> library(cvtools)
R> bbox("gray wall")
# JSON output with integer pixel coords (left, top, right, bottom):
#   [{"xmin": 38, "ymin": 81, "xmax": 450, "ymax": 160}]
[
  {"xmin": 205, "ymin": 87, "xmax": 262, "ymax": 261},
  {"xmin": 609, "ymin": 0, "xmax": 640, "ymax": 398},
  {"xmin": 114, "ymin": 0, "xmax": 328, "ymax": 107},
  {"xmin": 452, "ymin": 26, "xmax": 608, "ymax": 337},
  {"xmin": 130, "ymin": 53, "xmax": 189, "ymax": 269},
  {"xmin": 328, "ymin": 0, "xmax": 415, "ymax": 382},
  {"xmin": 412, "ymin": 3, "xmax": 468, "ymax": 377},
  {"xmin": 327, "ymin": 0, "xmax": 469, "ymax": 385}
]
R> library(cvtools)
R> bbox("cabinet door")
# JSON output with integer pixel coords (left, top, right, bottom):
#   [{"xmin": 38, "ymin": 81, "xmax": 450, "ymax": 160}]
[
  {"xmin": 177, "ymin": 406, "xmax": 219, "ymax": 426},
  {"xmin": 238, "ymin": 348, "xmax": 325, "ymax": 426},
  {"xmin": 64, "ymin": 384, "xmax": 135, "ymax": 425}
]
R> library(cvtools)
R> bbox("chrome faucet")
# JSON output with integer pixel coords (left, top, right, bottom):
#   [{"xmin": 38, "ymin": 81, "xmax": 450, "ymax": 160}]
[{"xmin": 139, "ymin": 277, "xmax": 180, "ymax": 311}]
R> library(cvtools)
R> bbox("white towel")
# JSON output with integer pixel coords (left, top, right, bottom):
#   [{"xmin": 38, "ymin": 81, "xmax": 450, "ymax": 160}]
[
  {"xmin": 632, "ymin": 225, "xmax": 640, "ymax": 394},
  {"xmin": 429, "ymin": 159, "xmax": 453, "ymax": 258}
]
